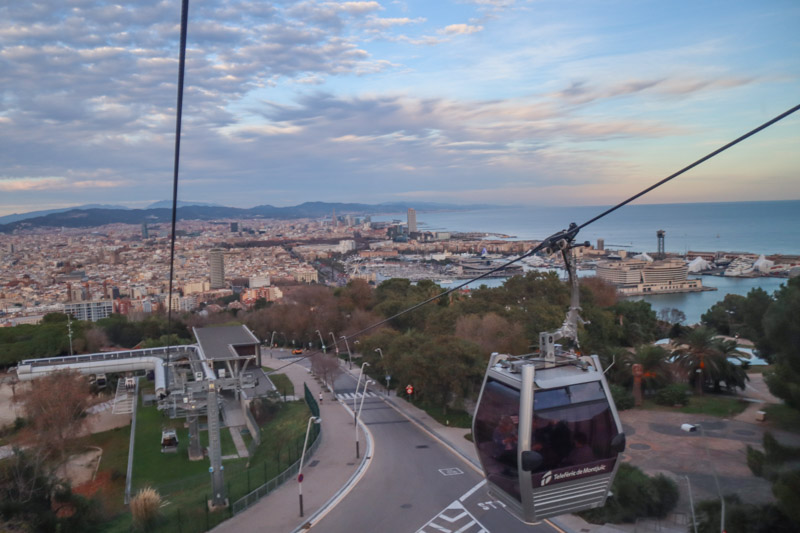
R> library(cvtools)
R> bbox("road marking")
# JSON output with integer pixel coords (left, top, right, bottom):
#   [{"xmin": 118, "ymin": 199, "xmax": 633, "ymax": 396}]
[
  {"xmin": 439, "ymin": 467, "xmax": 464, "ymax": 476},
  {"xmin": 459, "ymin": 480, "xmax": 486, "ymax": 502},
  {"xmin": 417, "ymin": 500, "xmax": 488, "ymax": 533},
  {"xmin": 336, "ymin": 391, "xmax": 378, "ymax": 401}
]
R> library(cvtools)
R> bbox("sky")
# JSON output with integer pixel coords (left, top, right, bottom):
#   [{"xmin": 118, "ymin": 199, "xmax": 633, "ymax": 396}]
[{"xmin": 1, "ymin": 0, "xmax": 798, "ymax": 216}]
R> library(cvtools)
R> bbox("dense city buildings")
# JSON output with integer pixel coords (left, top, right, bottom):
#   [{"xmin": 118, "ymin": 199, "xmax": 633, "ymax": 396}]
[{"xmin": 2, "ymin": 208, "xmax": 798, "ymax": 325}]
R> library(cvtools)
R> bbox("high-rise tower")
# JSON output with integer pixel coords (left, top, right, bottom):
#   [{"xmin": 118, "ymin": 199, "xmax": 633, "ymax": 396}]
[
  {"xmin": 209, "ymin": 248, "xmax": 225, "ymax": 289},
  {"xmin": 657, "ymin": 230, "xmax": 665, "ymax": 260},
  {"xmin": 407, "ymin": 208, "xmax": 417, "ymax": 234}
]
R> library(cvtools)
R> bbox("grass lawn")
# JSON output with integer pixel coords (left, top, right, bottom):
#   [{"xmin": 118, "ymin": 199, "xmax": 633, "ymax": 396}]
[
  {"xmin": 248, "ymin": 400, "xmax": 313, "ymax": 466},
  {"xmin": 416, "ymin": 402, "xmax": 473, "ymax": 428},
  {"xmin": 640, "ymin": 394, "xmax": 749, "ymax": 417},
  {"xmin": 746, "ymin": 365, "xmax": 773, "ymax": 375},
  {"xmin": 262, "ymin": 367, "xmax": 295, "ymax": 397},
  {"xmin": 82, "ymin": 390, "xmax": 315, "ymax": 532},
  {"xmin": 200, "ymin": 424, "xmax": 239, "ymax": 457},
  {"xmin": 131, "ymin": 402, "xmax": 211, "ymax": 490},
  {"xmin": 764, "ymin": 404, "xmax": 800, "ymax": 434},
  {"xmin": 73, "ymin": 425, "xmax": 131, "ymax": 518}
]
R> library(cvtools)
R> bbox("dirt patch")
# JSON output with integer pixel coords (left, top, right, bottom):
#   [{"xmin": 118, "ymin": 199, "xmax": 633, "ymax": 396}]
[
  {"xmin": 74, "ymin": 469, "xmax": 113, "ymax": 498},
  {"xmin": 79, "ymin": 400, "xmax": 132, "ymax": 436},
  {"xmin": 58, "ymin": 448, "xmax": 103, "ymax": 487}
]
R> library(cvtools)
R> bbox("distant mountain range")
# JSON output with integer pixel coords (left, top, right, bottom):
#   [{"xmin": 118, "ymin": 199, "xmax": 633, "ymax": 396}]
[
  {"xmin": 0, "ymin": 201, "xmax": 495, "ymax": 233},
  {"xmin": 0, "ymin": 204, "xmax": 129, "ymax": 225}
]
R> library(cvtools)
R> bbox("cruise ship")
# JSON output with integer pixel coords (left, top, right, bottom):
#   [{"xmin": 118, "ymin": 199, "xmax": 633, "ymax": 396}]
[{"xmin": 595, "ymin": 258, "xmax": 710, "ymax": 296}]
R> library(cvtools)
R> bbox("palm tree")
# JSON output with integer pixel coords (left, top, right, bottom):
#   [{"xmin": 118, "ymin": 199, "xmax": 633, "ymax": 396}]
[
  {"xmin": 673, "ymin": 326, "xmax": 749, "ymax": 395},
  {"xmin": 625, "ymin": 344, "xmax": 673, "ymax": 392},
  {"xmin": 709, "ymin": 337, "xmax": 748, "ymax": 393}
]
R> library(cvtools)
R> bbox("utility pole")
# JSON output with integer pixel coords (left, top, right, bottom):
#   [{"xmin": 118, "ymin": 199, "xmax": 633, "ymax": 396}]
[{"xmin": 67, "ymin": 315, "xmax": 74, "ymax": 356}]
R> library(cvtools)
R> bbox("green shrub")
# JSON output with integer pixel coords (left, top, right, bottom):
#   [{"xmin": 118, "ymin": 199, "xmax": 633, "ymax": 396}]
[
  {"xmin": 579, "ymin": 463, "xmax": 679, "ymax": 524},
  {"xmin": 695, "ymin": 495, "xmax": 795, "ymax": 533},
  {"xmin": 610, "ymin": 384, "xmax": 634, "ymax": 411},
  {"xmin": 655, "ymin": 383, "xmax": 689, "ymax": 406},
  {"xmin": 747, "ymin": 445, "xmax": 765, "ymax": 477}
]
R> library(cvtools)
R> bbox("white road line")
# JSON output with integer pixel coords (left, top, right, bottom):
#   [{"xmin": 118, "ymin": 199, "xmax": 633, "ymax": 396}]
[
  {"xmin": 459, "ymin": 480, "xmax": 487, "ymax": 502},
  {"xmin": 416, "ymin": 500, "xmax": 488, "ymax": 533}
]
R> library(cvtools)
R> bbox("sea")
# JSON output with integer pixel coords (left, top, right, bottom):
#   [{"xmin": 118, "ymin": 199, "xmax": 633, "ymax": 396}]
[{"xmin": 373, "ymin": 200, "xmax": 800, "ymax": 325}]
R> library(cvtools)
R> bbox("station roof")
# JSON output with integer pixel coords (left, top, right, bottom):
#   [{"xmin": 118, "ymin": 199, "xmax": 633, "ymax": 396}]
[{"xmin": 193, "ymin": 325, "xmax": 259, "ymax": 360}]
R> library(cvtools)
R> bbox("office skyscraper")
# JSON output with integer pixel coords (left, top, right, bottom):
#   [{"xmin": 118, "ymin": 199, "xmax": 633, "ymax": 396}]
[
  {"xmin": 407, "ymin": 208, "xmax": 417, "ymax": 233},
  {"xmin": 141, "ymin": 223, "xmax": 149, "ymax": 239},
  {"xmin": 209, "ymin": 248, "xmax": 225, "ymax": 289}
]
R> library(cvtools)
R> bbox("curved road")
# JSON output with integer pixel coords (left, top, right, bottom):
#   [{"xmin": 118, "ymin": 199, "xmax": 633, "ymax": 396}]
[{"xmin": 315, "ymin": 371, "xmax": 558, "ymax": 533}]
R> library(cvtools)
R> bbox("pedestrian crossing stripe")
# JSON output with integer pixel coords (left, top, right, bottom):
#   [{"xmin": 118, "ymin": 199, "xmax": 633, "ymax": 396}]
[
  {"xmin": 416, "ymin": 500, "xmax": 488, "ymax": 533},
  {"xmin": 336, "ymin": 392, "xmax": 378, "ymax": 401}
]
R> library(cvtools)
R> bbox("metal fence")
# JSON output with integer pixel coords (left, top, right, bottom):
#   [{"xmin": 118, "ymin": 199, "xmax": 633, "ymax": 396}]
[
  {"xmin": 230, "ymin": 382, "xmax": 322, "ymax": 515},
  {"xmin": 231, "ymin": 426, "xmax": 322, "ymax": 515}
]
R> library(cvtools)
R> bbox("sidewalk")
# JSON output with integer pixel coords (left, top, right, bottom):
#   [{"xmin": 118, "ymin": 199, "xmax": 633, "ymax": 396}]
[
  {"xmin": 212, "ymin": 359, "xmax": 366, "ymax": 533},
  {"xmin": 734, "ymin": 372, "xmax": 781, "ymax": 423}
]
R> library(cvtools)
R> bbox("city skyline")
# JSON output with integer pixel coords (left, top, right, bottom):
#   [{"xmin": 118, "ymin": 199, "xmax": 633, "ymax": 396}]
[{"xmin": 1, "ymin": 0, "xmax": 798, "ymax": 218}]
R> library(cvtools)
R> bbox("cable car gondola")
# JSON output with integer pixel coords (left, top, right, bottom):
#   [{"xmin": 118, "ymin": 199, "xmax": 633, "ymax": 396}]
[{"xmin": 473, "ymin": 237, "xmax": 625, "ymax": 524}]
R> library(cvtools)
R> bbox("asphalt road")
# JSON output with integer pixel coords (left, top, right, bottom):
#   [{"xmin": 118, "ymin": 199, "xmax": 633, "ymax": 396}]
[{"xmin": 315, "ymin": 371, "xmax": 558, "ymax": 533}]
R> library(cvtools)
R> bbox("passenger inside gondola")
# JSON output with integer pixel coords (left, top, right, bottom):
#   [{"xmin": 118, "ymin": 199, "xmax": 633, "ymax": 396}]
[
  {"xmin": 493, "ymin": 415, "xmax": 518, "ymax": 466},
  {"xmin": 474, "ymin": 379, "xmax": 521, "ymax": 501},
  {"xmin": 563, "ymin": 431, "xmax": 595, "ymax": 466}
]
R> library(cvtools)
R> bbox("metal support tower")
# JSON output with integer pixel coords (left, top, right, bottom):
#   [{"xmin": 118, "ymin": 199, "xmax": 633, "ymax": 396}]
[
  {"xmin": 657, "ymin": 230, "xmax": 665, "ymax": 260},
  {"xmin": 207, "ymin": 383, "xmax": 227, "ymax": 508}
]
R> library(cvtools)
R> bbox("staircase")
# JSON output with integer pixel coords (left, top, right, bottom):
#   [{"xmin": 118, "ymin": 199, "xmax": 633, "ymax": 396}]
[{"xmin": 112, "ymin": 378, "xmax": 135, "ymax": 414}]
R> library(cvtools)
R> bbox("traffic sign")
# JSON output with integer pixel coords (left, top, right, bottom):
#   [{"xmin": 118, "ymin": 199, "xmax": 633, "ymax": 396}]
[
  {"xmin": 406, "ymin": 384, "xmax": 414, "ymax": 395},
  {"xmin": 298, "ymin": 473, "xmax": 304, "ymax": 483}
]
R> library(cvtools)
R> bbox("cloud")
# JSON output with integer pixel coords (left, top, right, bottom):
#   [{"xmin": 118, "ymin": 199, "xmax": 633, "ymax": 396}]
[
  {"xmin": 365, "ymin": 16, "xmax": 426, "ymax": 30},
  {"xmin": 0, "ymin": 177, "xmax": 66, "ymax": 191},
  {"xmin": 552, "ymin": 76, "xmax": 755, "ymax": 106},
  {"xmin": 440, "ymin": 23, "xmax": 484, "ymax": 35},
  {"xmin": 73, "ymin": 180, "xmax": 129, "ymax": 188}
]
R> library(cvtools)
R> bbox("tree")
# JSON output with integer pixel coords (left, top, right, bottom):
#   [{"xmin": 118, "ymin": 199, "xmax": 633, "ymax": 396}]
[
  {"xmin": 762, "ymin": 278, "xmax": 800, "ymax": 409},
  {"xmin": 83, "ymin": 327, "xmax": 109, "ymax": 353},
  {"xmin": 702, "ymin": 288, "xmax": 773, "ymax": 344},
  {"xmin": 310, "ymin": 353, "xmax": 342, "ymax": 390},
  {"xmin": 580, "ymin": 276, "xmax": 618, "ymax": 308},
  {"xmin": 672, "ymin": 327, "xmax": 748, "ymax": 395},
  {"xmin": 657, "ymin": 307, "xmax": 686, "ymax": 325},
  {"xmin": 0, "ymin": 448, "xmax": 102, "ymax": 532},
  {"xmin": 15, "ymin": 371, "xmax": 94, "ymax": 466},
  {"xmin": 610, "ymin": 300, "xmax": 659, "ymax": 346},
  {"xmin": 336, "ymin": 278, "xmax": 374, "ymax": 312},
  {"xmin": 454, "ymin": 312, "xmax": 528, "ymax": 355},
  {"xmin": 623, "ymin": 344, "xmax": 672, "ymax": 392}
]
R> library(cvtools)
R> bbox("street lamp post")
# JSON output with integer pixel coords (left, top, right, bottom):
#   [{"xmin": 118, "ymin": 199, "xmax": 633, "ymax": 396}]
[
  {"xmin": 374, "ymin": 348, "xmax": 388, "ymax": 395},
  {"xmin": 340, "ymin": 336, "xmax": 353, "ymax": 369},
  {"xmin": 298, "ymin": 416, "xmax": 321, "ymax": 517},
  {"xmin": 684, "ymin": 475, "xmax": 698, "ymax": 533},
  {"xmin": 353, "ymin": 362, "xmax": 370, "ymax": 423},
  {"xmin": 270, "ymin": 331, "xmax": 277, "ymax": 358},
  {"xmin": 315, "ymin": 330, "xmax": 326, "ymax": 353},
  {"xmin": 681, "ymin": 423, "xmax": 724, "ymax": 533},
  {"xmin": 355, "ymin": 380, "xmax": 374, "ymax": 459},
  {"xmin": 329, "ymin": 332, "xmax": 338, "ymax": 356}
]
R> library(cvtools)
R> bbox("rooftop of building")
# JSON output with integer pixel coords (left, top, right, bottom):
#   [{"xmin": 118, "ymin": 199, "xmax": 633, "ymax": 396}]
[{"xmin": 193, "ymin": 324, "xmax": 260, "ymax": 360}]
